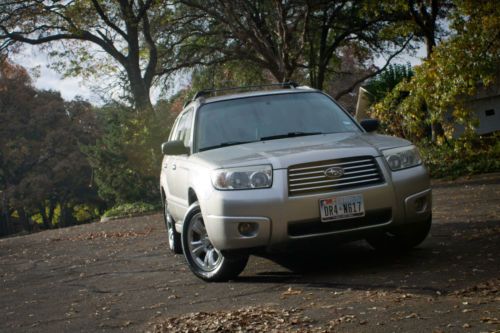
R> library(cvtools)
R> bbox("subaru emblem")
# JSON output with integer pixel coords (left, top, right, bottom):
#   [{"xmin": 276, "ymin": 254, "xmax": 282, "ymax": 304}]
[{"xmin": 324, "ymin": 167, "xmax": 344, "ymax": 178}]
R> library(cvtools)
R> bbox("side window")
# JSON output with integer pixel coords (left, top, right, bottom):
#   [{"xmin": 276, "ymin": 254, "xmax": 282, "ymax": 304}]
[
  {"xmin": 175, "ymin": 113, "xmax": 187, "ymax": 141},
  {"xmin": 174, "ymin": 108, "xmax": 193, "ymax": 145},
  {"xmin": 183, "ymin": 110, "xmax": 194, "ymax": 146},
  {"xmin": 169, "ymin": 116, "xmax": 181, "ymax": 141}
]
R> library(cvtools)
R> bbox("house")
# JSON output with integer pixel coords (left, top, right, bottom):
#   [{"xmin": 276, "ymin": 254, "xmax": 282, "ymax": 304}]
[{"xmin": 454, "ymin": 84, "xmax": 500, "ymax": 136}]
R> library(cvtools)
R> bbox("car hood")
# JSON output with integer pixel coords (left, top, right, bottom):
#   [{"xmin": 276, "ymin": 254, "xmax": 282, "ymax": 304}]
[{"xmin": 194, "ymin": 132, "xmax": 411, "ymax": 169}]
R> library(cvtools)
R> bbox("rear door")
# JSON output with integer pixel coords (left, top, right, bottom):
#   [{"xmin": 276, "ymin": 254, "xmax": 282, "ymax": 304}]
[{"xmin": 166, "ymin": 108, "xmax": 193, "ymax": 221}]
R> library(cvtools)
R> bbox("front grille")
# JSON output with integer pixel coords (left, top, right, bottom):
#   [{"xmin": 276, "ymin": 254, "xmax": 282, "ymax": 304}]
[
  {"xmin": 288, "ymin": 208, "xmax": 392, "ymax": 237},
  {"xmin": 288, "ymin": 156, "xmax": 383, "ymax": 196}
]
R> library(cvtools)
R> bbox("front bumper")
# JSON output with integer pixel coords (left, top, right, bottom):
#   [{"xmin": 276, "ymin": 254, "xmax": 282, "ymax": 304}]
[{"xmin": 201, "ymin": 159, "xmax": 431, "ymax": 251}]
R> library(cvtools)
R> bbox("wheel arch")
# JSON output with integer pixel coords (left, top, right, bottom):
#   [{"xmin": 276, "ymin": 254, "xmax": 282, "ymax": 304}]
[
  {"xmin": 188, "ymin": 187, "xmax": 198, "ymax": 206},
  {"xmin": 160, "ymin": 187, "xmax": 166, "ymax": 203}
]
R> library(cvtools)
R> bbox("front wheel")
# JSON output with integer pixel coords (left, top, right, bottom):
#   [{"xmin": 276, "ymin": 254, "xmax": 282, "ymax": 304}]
[
  {"xmin": 366, "ymin": 216, "xmax": 432, "ymax": 252},
  {"xmin": 181, "ymin": 202, "xmax": 248, "ymax": 282}
]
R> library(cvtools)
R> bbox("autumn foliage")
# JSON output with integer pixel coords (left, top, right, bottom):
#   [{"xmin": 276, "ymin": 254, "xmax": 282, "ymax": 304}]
[{"xmin": 0, "ymin": 58, "xmax": 103, "ymax": 234}]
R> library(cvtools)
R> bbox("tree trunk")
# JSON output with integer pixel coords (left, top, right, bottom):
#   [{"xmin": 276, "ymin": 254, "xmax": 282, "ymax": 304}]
[
  {"xmin": 424, "ymin": 33, "xmax": 444, "ymax": 142},
  {"xmin": 58, "ymin": 202, "xmax": 66, "ymax": 228},
  {"xmin": 39, "ymin": 200, "xmax": 55, "ymax": 230},
  {"xmin": 39, "ymin": 205, "xmax": 51, "ymax": 230},
  {"xmin": 126, "ymin": 67, "xmax": 153, "ymax": 112},
  {"xmin": 18, "ymin": 207, "xmax": 30, "ymax": 231},
  {"xmin": 315, "ymin": 63, "xmax": 327, "ymax": 90},
  {"xmin": 431, "ymin": 122, "xmax": 445, "ymax": 142},
  {"xmin": 313, "ymin": 13, "xmax": 330, "ymax": 91},
  {"xmin": 0, "ymin": 214, "xmax": 6, "ymax": 236},
  {"xmin": 47, "ymin": 200, "xmax": 55, "ymax": 228},
  {"xmin": 132, "ymin": 86, "xmax": 153, "ymax": 112},
  {"xmin": 58, "ymin": 202, "xmax": 76, "ymax": 228},
  {"xmin": 268, "ymin": 66, "xmax": 286, "ymax": 84},
  {"xmin": 66, "ymin": 204, "xmax": 76, "ymax": 227},
  {"xmin": 424, "ymin": 35, "xmax": 436, "ymax": 59},
  {"xmin": 0, "ymin": 191, "xmax": 8, "ymax": 236}
]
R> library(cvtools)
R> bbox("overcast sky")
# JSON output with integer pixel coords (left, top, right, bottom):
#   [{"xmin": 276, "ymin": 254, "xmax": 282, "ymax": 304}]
[
  {"xmin": 12, "ymin": 47, "xmax": 99, "ymax": 103},
  {"xmin": 11, "ymin": 45, "xmax": 426, "ymax": 105}
]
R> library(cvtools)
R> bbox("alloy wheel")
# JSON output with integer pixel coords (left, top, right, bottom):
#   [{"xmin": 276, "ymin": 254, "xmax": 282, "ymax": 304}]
[{"xmin": 187, "ymin": 213, "xmax": 222, "ymax": 271}]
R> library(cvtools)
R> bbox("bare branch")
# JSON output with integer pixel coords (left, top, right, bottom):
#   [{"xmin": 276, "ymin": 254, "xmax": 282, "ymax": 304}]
[
  {"xmin": 90, "ymin": 0, "xmax": 128, "ymax": 40},
  {"xmin": 136, "ymin": 0, "xmax": 155, "ymax": 21},
  {"xmin": 334, "ymin": 35, "xmax": 413, "ymax": 99}
]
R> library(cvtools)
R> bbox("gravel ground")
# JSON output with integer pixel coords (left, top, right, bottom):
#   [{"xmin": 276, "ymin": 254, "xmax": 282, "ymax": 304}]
[{"xmin": 1, "ymin": 173, "xmax": 499, "ymax": 332}]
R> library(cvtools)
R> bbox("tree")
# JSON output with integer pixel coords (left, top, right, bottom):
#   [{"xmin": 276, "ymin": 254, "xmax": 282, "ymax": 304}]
[
  {"xmin": 179, "ymin": 0, "xmax": 308, "ymax": 83},
  {"xmin": 83, "ymin": 101, "xmax": 176, "ymax": 206},
  {"xmin": 0, "ymin": 58, "xmax": 101, "ymax": 231},
  {"xmin": 0, "ymin": 58, "xmax": 39, "ymax": 229},
  {"xmin": 371, "ymin": 0, "xmax": 500, "ymax": 146},
  {"xmin": 364, "ymin": 63, "xmax": 413, "ymax": 103},
  {"xmin": 305, "ymin": 1, "xmax": 411, "ymax": 93},
  {"xmin": 407, "ymin": 0, "xmax": 453, "ymax": 58},
  {"xmin": 180, "ymin": 0, "xmax": 413, "ymax": 97},
  {"xmin": 0, "ymin": 0, "xmax": 179, "ymax": 111},
  {"xmin": 382, "ymin": 0, "xmax": 455, "ymax": 140},
  {"xmin": 188, "ymin": 60, "xmax": 269, "ymax": 95}
]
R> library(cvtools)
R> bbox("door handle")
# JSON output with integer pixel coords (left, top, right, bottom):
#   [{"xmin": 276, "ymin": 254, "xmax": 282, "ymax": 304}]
[{"xmin": 172, "ymin": 164, "xmax": 176, "ymax": 170}]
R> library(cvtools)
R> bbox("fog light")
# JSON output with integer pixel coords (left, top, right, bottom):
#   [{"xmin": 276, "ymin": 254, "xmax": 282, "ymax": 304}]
[
  {"xmin": 238, "ymin": 222, "xmax": 258, "ymax": 237},
  {"xmin": 414, "ymin": 197, "xmax": 427, "ymax": 212}
]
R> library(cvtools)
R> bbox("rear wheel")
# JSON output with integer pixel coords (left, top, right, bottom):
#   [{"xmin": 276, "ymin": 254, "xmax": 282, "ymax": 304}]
[
  {"xmin": 182, "ymin": 202, "xmax": 248, "ymax": 282},
  {"xmin": 366, "ymin": 216, "xmax": 432, "ymax": 251},
  {"xmin": 163, "ymin": 201, "xmax": 182, "ymax": 254}
]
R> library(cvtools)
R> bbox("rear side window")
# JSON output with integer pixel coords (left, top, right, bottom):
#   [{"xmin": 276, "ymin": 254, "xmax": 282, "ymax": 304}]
[
  {"xmin": 182, "ymin": 111, "xmax": 194, "ymax": 146},
  {"xmin": 169, "ymin": 116, "xmax": 181, "ymax": 141},
  {"xmin": 173, "ymin": 109, "xmax": 193, "ymax": 146}
]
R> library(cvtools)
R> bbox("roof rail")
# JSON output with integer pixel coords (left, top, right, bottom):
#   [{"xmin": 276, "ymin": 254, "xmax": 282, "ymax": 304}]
[{"xmin": 192, "ymin": 81, "xmax": 299, "ymax": 101}]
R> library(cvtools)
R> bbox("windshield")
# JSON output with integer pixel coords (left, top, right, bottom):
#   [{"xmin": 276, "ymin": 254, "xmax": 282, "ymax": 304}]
[{"xmin": 195, "ymin": 92, "xmax": 360, "ymax": 152}]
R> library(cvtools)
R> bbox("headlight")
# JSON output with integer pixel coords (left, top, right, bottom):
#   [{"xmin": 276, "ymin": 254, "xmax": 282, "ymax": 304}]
[
  {"xmin": 211, "ymin": 165, "xmax": 273, "ymax": 190},
  {"xmin": 382, "ymin": 145, "xmax": 422, "ymax": 171}
]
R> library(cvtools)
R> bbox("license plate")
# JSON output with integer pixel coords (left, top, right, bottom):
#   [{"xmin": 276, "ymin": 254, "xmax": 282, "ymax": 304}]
[{"xmin": 319, "ymin": 194, "xmax": 365, "ymax": 222}]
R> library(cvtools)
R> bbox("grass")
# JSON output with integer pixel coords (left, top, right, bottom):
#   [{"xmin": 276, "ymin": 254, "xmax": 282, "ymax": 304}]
[{"xmin": 102, "ymin": 201, "xmax": 161, "ymax": 219}]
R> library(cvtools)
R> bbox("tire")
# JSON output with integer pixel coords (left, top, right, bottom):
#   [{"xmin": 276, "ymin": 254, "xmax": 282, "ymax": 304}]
[
  {"xmin": 163, "ymin": 200, "xmax": 182, "ymax": 254},
  {"xmin": 366, "ymin": 216, "xmax": 432, "ymax": 252},
  {"xmin": 181, "ymin": 202, "xmax": 248, "ymax": 282}
]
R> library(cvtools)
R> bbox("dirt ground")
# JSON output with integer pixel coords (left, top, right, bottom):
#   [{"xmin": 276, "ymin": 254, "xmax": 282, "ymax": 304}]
[{"xmin": 1, "ymin": 173, "xmax": 499, "ymax": 332}]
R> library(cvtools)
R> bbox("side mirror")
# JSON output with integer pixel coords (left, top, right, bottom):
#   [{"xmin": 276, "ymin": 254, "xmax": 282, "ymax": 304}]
[
  {"xmin": 161, "ymin": 140, "xmax": 189, "ymax": 155},
  {"xmin": 360, "ymin": 119, "xmax": 380, "ymax": 133}
]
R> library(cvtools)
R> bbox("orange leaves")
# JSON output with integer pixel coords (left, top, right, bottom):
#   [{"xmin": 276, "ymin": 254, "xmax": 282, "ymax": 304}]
[{"xmin": 51, "ymin": 227, "xmax": 154, "ymax": 242}]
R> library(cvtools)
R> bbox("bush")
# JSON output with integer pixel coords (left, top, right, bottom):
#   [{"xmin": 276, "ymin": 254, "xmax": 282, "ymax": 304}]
[
  {"xmin": 83, "ymin": 102, "xmax": 176, "ymax": 206},
  {"xmin": 102, "ymin": 202, "xmax": 161, "ymax": 219},
  {"xmin": 418, "ymin": 136, "xmax": 500, "ymax": 179}
]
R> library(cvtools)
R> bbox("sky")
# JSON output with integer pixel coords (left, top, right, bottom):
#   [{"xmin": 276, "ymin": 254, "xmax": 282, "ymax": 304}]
[
  {"xmin": 12, "ymin": 47, "xmax": 99, "ymax": 103},
  {"xmin": 11, "ymin": 45, "xmax": 427, "ymax": 105}
]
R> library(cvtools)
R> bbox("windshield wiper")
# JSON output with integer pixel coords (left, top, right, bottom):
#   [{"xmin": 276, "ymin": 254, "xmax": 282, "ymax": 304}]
[
  {"xmin": 259, "ymin": 132, "xmax": 323, "ymax": 141},
  {"xmin": 199, "ymin": 141, "xmax": 256, "ymax": 152},
  {"xmin": 199, "ymin": 132, "xmax": 323, "ymax": 151}
]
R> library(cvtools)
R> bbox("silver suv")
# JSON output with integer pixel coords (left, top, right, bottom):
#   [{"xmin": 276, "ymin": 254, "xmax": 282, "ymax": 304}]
[{"xmin": 160, "ymin": 84, "xmax": 432, "ymax": 282}]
